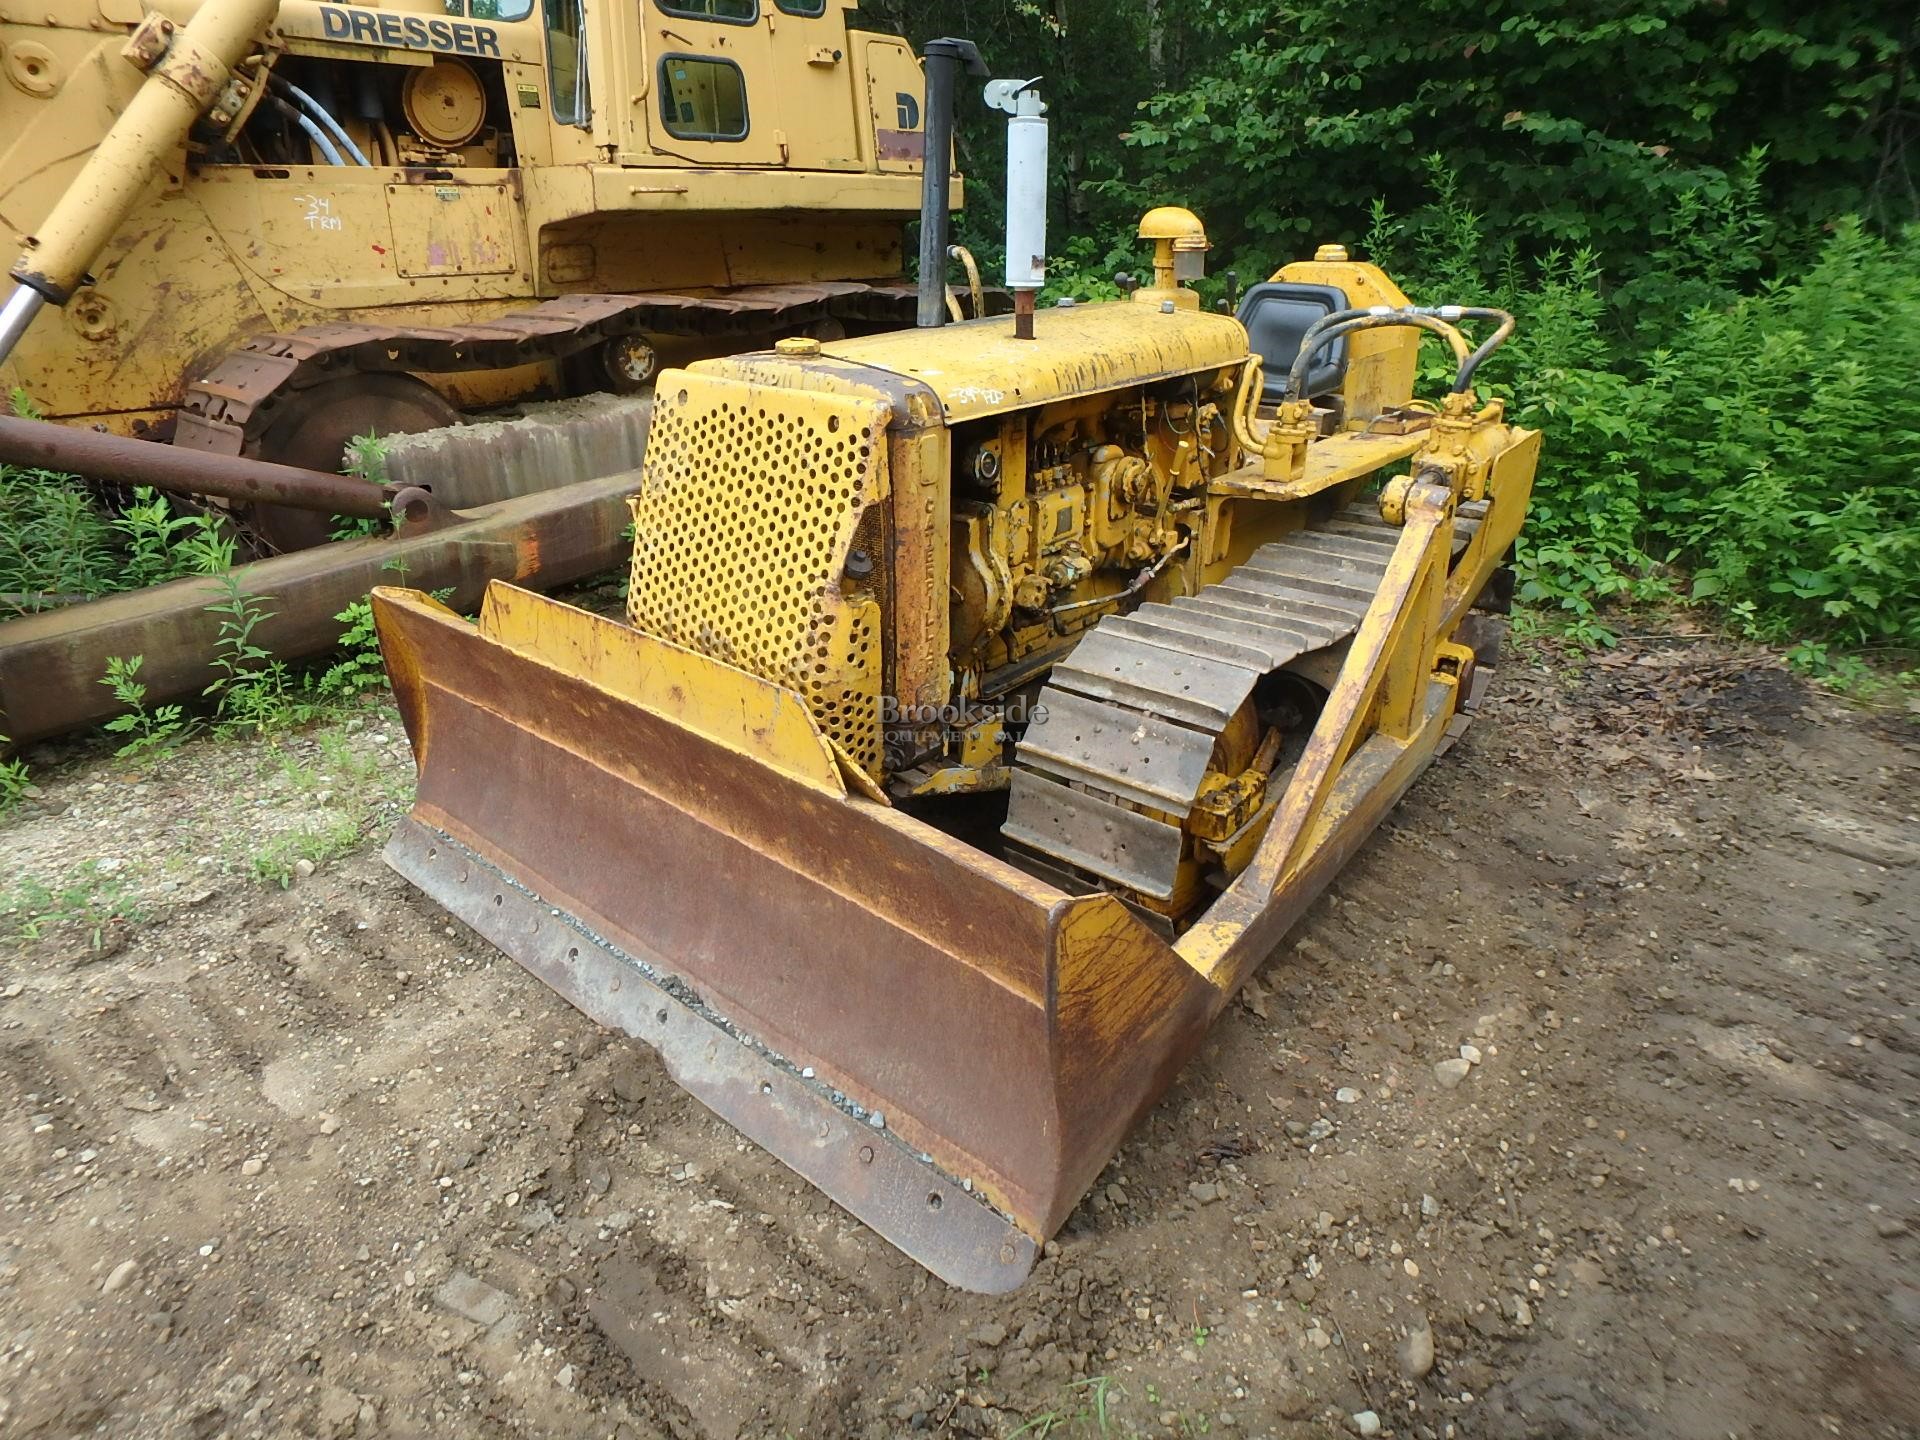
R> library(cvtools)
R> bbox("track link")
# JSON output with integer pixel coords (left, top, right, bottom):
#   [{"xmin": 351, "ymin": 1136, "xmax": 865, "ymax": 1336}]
[
  {"xmin": 1004, "ymin": 500, "xmax": 1483, "ymax": 900},
  {"xmin": 172, "ymin": 281, "xmax": 948, "ymax": 455}
]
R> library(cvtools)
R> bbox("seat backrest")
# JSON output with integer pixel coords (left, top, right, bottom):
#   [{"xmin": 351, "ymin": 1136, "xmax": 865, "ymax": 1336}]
[{"xmin": 1236, "ymin": 282, "xmax": 1351, "ymax": 402}]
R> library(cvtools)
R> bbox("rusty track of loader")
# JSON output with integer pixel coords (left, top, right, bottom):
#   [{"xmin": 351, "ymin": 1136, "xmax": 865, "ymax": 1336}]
[{"xmin": 173, "ymin": 282, "xmax": 964, "ymax": 454}]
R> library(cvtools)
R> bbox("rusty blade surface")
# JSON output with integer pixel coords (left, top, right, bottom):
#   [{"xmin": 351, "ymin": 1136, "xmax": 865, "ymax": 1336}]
[
  {"xmin": 387, "ymin": 818, "xmax": 1041, "ymax": 1295},
  {"xmin": 373, "ymin": 585, "xmax": 1224, "ymax": 1275}
]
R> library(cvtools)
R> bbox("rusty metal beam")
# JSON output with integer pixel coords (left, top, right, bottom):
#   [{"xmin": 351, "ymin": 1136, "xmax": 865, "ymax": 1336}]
[
  {"xmin": 0, "ymin": 475, "xmax": 635, "ymax": 744},
  {"xmin": 0, "ymin": 416, "xmax": 394, "ymax": 519}
]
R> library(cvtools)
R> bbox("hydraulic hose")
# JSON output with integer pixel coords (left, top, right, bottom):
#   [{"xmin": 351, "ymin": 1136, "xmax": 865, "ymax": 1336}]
[
  {"xmin": 948, "ymin": 243, "xmax": 985, "ymax": 319},
  {"xmin": 1447, "ymin": 307, "xmax": 1516, "ymax": 392},
  {"xmin": 1284, "ymin": 305, "xmax": 1516, "ymax": 399},
  {"xmin": 267, "ymin": 95, "xmax": 344, "ymax": 166},
  {"xmin": 271, "ymin": 77, "xmax": 371, "ymax": 166},
  {"xmin": 1285, "ymin": 311, "xmax": 1471, "ymax": 402}
]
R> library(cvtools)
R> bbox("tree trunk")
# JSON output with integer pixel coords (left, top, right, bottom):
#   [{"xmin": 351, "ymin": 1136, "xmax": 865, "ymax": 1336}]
[{"xmin": 1145, "ymin": 0, "xmax": 1166, "ymax": 89}]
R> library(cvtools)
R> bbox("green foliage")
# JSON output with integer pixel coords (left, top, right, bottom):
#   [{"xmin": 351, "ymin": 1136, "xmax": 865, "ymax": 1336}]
[
  {"xmin": 249, "ymin": 814, "xmax": 364, "ymax": 888},
  {"xmin": 1006, "ymin": 1376, "xmax": 1120, "ymax": 1438},
  {"xmin": 317, "ymin": 599, "xmax": 389, "ymax": 698},
  {"xmin": 202, "ymin": 572, "xmax": 323, "ymax": 734},
  {"xmin": 0, "ymin": 463, "xmax": 121, "ymax": 613},
  {"xmin": 1371, "ymin": 162, "xmax": 1920, "ymax": 654},
  {"xmin": 113, "ymin": 488, "xmax": 237, "ymax": 587},
  {"xmin": 0, "ymin": 739, "xmax": 29, "ymax": 815},
  {"xmin": 1116, "ymin": 1, "xmax": 1912, "ymax": 272},
  {"xmin": 332, "ymin": 431, "xmax": 392, "ymax": 541},
  {"xmin": 882, "ymin": 0, "xmax": 1913, "ymax": 306},
  {"xmin": 2, "ymin": 860, "xmax": 146, "ymax": 947},
  {"xmin": 99, "ymin": 656, "xmax": 190, "ymax": 757}
]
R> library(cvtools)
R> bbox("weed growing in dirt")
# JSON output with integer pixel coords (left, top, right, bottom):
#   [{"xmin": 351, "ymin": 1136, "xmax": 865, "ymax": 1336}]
[
  {"xmin": 2, "ymin": 860, "xmax": 146, "ymax": 948},
  {"xmin": 99, "ymin": 656, "xmax": 190, "ymax": 757},
  {"xmin": 1006, "ymin": 1376, "xmax": 1122, "ymax": 1438},
  {"xmin": 249, "ymin": 815, "xmax": 365, "ymax": 888},
  {"xmin": 318, "ymin": 600, "xmax": 388, "ymax": 698},
  {"xmin": 0, "ymin": 740, "xmax": 29, "ymax": 814}
]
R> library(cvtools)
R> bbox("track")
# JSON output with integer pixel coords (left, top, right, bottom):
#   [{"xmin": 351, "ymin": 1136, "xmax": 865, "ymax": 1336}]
[
  {"xmin": 1006, "ymin": 500, "xmax": 1484, "ymax": 900},
  {"xmin": 172, "ymin": 281, "xmax": 942, "ymax": 456}
]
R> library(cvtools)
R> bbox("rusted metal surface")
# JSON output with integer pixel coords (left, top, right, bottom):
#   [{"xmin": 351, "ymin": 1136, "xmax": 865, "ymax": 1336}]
[
  {"xmin": 0, "ymin": 414, "xmax": 393, "ymax": 518},
  {"xmin": 245, "ymin": 374, "xmax": 462, "ymax": 551},
  {"xmin": 0, "ymin": 475, "xmax": 635, "ymax": 744},
  {"xmin": 370, "ymin": 573, "xmax": 1507, "ymax": 1287},
  {"xmin": 382, "ymin": 393, "xmax": 653, "ymax": 509},
  {"xmin": 372, "ymin": 585, "xmax": 1224, "ymax": 1266},
  {"xmin": 388, "ymin": 818, "xmax": 1042, "ymax": 1294}
]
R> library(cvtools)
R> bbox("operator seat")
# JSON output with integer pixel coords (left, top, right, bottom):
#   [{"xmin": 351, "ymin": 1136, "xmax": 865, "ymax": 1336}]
[{"xmin": 1236, "ymin": 282, "xmax": 1350, "ymax": 402}]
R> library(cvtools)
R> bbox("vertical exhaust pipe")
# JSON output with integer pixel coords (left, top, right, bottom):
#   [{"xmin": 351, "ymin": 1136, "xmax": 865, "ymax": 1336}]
[
  {"xmin": 916, "ymin": 38, "xmax": 986, "ymax": 329},
  {"xmin": 987, "ymin": 78, "xmax": 1048, "ymax": 340}
]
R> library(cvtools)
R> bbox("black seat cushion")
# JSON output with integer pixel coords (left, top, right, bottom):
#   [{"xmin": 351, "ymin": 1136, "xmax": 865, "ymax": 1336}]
[{"xmin": 1236, "ymin": 282, "xmax": 1351, "ymax": 402}]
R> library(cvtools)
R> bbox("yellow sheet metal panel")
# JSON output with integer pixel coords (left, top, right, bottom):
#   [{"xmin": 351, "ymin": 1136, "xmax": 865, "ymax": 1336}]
[
  {"xmin": 1275, "ymin": 257, "xmax": 1418, "ymax": 423},
  {"xmin": 461, "ymin": 582, "xmax": 847, "ymax": 795},
  {"xmin": 818, "ymin": 303, "xmax": 1249, "ymax": 424},
  {"xmin": 386, "ymin": 181, "xmax": 518, "ymax": 277},
  {"xmin": 627, "ymin": 372, "xmax": 893, "ymax": 780}
]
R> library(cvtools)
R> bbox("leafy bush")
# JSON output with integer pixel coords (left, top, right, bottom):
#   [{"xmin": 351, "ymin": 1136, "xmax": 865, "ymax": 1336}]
[
  {"xmin": 0, "ymin": 463, "xmax": 121, "ymax": 612},
  {"xmin": 317, "ymin": 600, "xmax": 389, "ymax": 698},
  {"xmin": 1368, "ymin": 162, "xmax": 1920, "ymax": 653}
]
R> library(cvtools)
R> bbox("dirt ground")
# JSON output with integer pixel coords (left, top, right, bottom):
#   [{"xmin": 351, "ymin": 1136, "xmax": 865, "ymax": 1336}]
[{"xmin": 1, "ymin": 625, "xmax": 1915, "ymax": 1440}]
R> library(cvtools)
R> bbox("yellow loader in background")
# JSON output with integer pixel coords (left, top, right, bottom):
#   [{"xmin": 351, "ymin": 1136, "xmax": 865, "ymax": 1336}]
[{"xmin": 372, "ymin": 79, "xmax": 1541, "ymax": 1291}]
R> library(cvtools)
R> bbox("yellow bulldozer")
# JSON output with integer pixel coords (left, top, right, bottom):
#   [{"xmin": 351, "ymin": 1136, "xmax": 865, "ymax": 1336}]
[
  {"xmin": 371, "ymin": 77, "xmax": 1542, "ymax": 1292},
  {"xmin": 0, "ymin": 0, "xmax": 977, "ymax": 544}
]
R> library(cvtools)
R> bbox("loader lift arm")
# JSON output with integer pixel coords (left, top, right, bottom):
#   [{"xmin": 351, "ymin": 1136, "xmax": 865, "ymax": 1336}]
[{"xmin": 0, "ymin": 0, "xmax": 278, "ymax": 362}]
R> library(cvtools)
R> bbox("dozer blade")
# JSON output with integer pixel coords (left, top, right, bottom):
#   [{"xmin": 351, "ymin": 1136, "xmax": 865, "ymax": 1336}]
[
  {"xmin": 373, "ymin": 582, "xmax": 1226, "ymax": 1293},
  {"xmin": 372, "ymin": 478, "xmax": 1475, "ymax": 1290}
]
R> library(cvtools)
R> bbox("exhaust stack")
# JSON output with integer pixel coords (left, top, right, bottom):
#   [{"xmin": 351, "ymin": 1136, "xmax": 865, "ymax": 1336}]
[
  {"xmin": 987, "ymin": 78, "xmax": 1048, "ymax": 340},
  {"xmin": 915, "ymin": 39, "xmax": 986, "ymax": 329}
]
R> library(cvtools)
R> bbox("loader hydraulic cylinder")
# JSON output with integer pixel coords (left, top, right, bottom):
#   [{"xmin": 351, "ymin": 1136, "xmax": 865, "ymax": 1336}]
[
  {"xmin": 0, "ymin": 288, "xmax": 44, "ymax": 364},
  {"xmin": 1, "ymin": 0, "xmax": 278, "ymax": 363}
]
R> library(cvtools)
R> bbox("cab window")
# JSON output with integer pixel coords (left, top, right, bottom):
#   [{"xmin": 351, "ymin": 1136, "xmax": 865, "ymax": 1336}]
[
  {"xmin": 656, "ymin": 0, "xmax": 757, "ymax": 23},
  {"xmin": 544, "ymin": 0, "xmax": 587, "ymax": 125},
  {"xmin": 466, "ymin": 0, "xmax": 535, "ymax": 20},
  {"xmin": 774, "ymin": 0, "xmax": 825, "ymax": 14},
  {"xmin": 659, "ymin": 55, "xmax": 748, "ymax": 141}
]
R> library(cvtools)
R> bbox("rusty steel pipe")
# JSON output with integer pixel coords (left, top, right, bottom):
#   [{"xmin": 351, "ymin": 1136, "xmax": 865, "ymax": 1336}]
[{"xmin": 0, "ymin": 416, "xmax": 393, "ymax": 519}]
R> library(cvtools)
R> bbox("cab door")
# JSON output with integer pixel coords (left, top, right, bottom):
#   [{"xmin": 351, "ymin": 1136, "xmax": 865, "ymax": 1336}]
[
  {"xmin": 635, "ymin": 0, "xmax": 784, "ymax": 165},
  {"xmin": 763, "ymin": 0, "xmax": 864, "ymax": 171}
]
